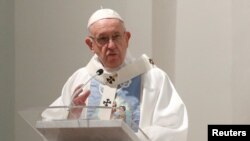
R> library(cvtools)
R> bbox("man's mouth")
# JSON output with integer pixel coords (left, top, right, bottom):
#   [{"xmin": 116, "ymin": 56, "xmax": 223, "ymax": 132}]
[{"xmin": 107, "ymin": 52, "xmax": 118, "ymax": 56}]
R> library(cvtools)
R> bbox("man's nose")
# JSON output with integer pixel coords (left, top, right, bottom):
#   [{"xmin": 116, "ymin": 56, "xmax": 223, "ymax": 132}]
[{"xmin": 107, "ymin": 39, "xmax": 116, "ymax": 49}]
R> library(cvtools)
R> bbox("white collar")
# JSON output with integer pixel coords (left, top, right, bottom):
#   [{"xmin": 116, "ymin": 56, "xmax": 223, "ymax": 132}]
[{"xmin": 86, "ymin": 54, "xmax": 154, "ymax": 87}]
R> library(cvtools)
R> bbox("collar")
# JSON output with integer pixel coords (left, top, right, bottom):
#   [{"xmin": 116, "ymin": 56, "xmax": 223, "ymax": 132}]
[{"xmin": 86, "ymin": 54, "xmax": 155, "ymax": 87}]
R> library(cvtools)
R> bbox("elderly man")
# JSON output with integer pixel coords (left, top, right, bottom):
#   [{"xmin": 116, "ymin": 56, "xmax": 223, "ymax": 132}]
[{"xmin": 42, "ymin": 8, "xmax": 188, "ymax": 141}]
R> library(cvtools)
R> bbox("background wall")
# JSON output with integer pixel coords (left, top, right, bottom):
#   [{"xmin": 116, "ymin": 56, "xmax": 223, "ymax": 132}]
[
  {"xmin": 175, "ymin": 0, "xmax": 250, "ymax": 140},
  {"xmin": 1, "ymin": 0, "xmax": 250, "ymax": 141},
  {"xmin": 0, "ymin": 0, "xmax": 14, "ymax": 141},
  {"xmin": 231, "ymin": 0, "xmax": 250, "ymax": 122},
  {"xmin": 175, "ymin": 0, "xmax": 233, "ymax": 140}
]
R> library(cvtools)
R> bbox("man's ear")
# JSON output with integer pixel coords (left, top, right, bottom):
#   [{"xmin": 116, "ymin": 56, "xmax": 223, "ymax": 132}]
[
  {"xmin": 85, "ymin": 37, "xmax": 94, "ymax": 53},
  {"xmin": 124, "ymin": 31, "xmax": 131, "ymax": 48},
  {"xmin": 125, "ymin": 31, "xmax": 131, "ymax": 42}
]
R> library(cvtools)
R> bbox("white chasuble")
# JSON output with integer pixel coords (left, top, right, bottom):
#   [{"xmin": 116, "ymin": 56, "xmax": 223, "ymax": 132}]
[{"xmin": 42, "ymin": 53, "xmax": 188, "ymax": 141}]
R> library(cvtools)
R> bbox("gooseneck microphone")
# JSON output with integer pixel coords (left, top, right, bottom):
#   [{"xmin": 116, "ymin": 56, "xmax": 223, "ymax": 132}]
[
  {"xmin": 96, "ymin": 68, "xmax": 104, "ymax": 76},
  {"xmin": 70, "ymin": 69, "xmax": 104, "ymax": 106},
  {"xmin": 82, "ymin": 69, "xmax": 104, "ymax": 86}
]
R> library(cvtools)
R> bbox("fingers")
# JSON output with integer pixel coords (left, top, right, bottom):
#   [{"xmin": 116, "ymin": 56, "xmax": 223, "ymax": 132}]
[
  {"xmin": 73, "ymin": 84, "xmax": 84, "ymax": 98},
  {"xmin": 78, "ymin": 90, "xmax": 91, "ymax": 102},
  {"xmin": 69, "ymin": 85, "xmax": 90, "ymax": 119},
  {"xmin": 73, "ymin": 88, "xmax": 83, "ymax": 99},
  {"xmin": 73, "ymin": 90, "xmax": 91, "ymax": 106}
]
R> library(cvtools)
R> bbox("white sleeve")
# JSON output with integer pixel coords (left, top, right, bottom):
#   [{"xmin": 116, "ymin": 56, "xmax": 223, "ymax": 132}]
[
  {"xmin": 140, "ymin": 68, "xmax": 188, "ymax": 141},
  {"xmin": 41, "ymin": 68, "xmax": 86, "ymax": 120},
  {"xmin": 41, "ymin": 96, "xmax": 69, "ymax": 120}
]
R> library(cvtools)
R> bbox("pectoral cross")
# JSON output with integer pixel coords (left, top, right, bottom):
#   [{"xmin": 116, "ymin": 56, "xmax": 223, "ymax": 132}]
[{"xmin": 106, "ymin": 76, "xmax": 115, "ymax": 84}]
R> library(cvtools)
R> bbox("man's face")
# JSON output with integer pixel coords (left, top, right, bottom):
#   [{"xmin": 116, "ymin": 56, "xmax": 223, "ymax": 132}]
[{"xmin": 86, "ymin": 19, "xmax": 131, "ymax": 69}]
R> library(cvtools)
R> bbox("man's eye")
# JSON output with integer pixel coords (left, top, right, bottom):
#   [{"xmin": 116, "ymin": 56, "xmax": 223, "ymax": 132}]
[
  {"xmin": 113, "ymin": 35, "xmax": 121, "ymax": 40},
  {"xmin": 97, "ymin": 37, "xmax": 109, "ymax": 42}
]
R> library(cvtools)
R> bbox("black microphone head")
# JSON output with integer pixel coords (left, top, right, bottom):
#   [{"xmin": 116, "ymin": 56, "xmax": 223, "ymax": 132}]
[{"xmin": 96, "ymin": 69, "xmax": 104, "ymax": 75}]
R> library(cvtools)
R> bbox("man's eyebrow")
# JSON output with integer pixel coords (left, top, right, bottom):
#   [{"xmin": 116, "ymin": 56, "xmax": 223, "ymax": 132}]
[{"xmin": 96, "ymin": 31, "xmax": 122, "ymax": 37}]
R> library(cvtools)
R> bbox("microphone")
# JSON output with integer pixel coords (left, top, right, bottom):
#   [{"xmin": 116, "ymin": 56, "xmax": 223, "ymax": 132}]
[
  {"xmin": 83, "ymin": 69, "xmax": 103, "ymax": 85},
  {"xmin": 70, "ymin": 69, "xmax": 104, "ymax": 106},
  {"xmin": 96, "ymin": 68, "xmax": 104, "ymax": 76}
]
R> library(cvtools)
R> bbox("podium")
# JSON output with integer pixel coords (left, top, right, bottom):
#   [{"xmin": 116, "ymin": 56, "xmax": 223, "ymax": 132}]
[{"xmin": 19, "ymin": 106, "xmax": 145, "ymax": 141}]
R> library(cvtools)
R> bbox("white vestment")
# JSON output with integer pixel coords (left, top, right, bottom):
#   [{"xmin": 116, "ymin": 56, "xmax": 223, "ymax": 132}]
[{"xmin": 42, "ymin": 54, "xmax": 188, "ymax": 141}]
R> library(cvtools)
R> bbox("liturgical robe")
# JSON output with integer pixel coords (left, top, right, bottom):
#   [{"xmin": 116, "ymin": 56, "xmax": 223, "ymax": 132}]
[{"xmin": 42, "ymin": 53, "xmax": 188, "ymax": 141}]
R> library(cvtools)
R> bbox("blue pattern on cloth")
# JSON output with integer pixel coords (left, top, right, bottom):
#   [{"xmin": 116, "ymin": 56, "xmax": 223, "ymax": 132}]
[{"xmin": 87, "ymin": 75, "xmax": 141, "ymax": 132}]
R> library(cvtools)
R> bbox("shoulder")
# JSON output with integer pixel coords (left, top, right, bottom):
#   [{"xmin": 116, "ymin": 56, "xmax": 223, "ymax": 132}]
[
  {"xmin": 65, "ymin": 67, "xmax": 90, "ymax": 83},
  {"xmin": 61, "ymin": 67, "xmax": 90, "ymax": 94},
  {"xmin": 142, "ymin": 67, "xmax": 166, "ymax": 84},
  {"xmin": 142, "ymin": 66, "xmax": 172, "ymax": 88},
  {"xmin": 74, "ymin": 66, "xmax": 93, "ymax": 76},
  {"xmin": 73, "ymin": 67, "xmax": 88, "ymax": 75},
  {"xmin": 143, "ymin": 67, "xmax": 166, "ymax": 80}
]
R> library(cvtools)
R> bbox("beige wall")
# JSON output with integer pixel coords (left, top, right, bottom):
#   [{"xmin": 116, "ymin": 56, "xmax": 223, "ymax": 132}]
[
  {"xmin": 175, "ymin": 0, "xmax": 250, "ymax": 140},
  {"xmin": 0, "ymin": 0, "xmax": 248, "ymax": 141},
  {"xmin": 0, "ymin": 0, "xmax": 14, "ymax": 141},
  {"xmin": 232, "ymin": 0, "xmax": 250, "ymax": 122},
  {"xmin": 153, "ymin": 0, "xmax": 177, "ymax": 81},
  {"xmin": 175, "ymin": 0, "xmax": 232, "ymax": 140}
]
